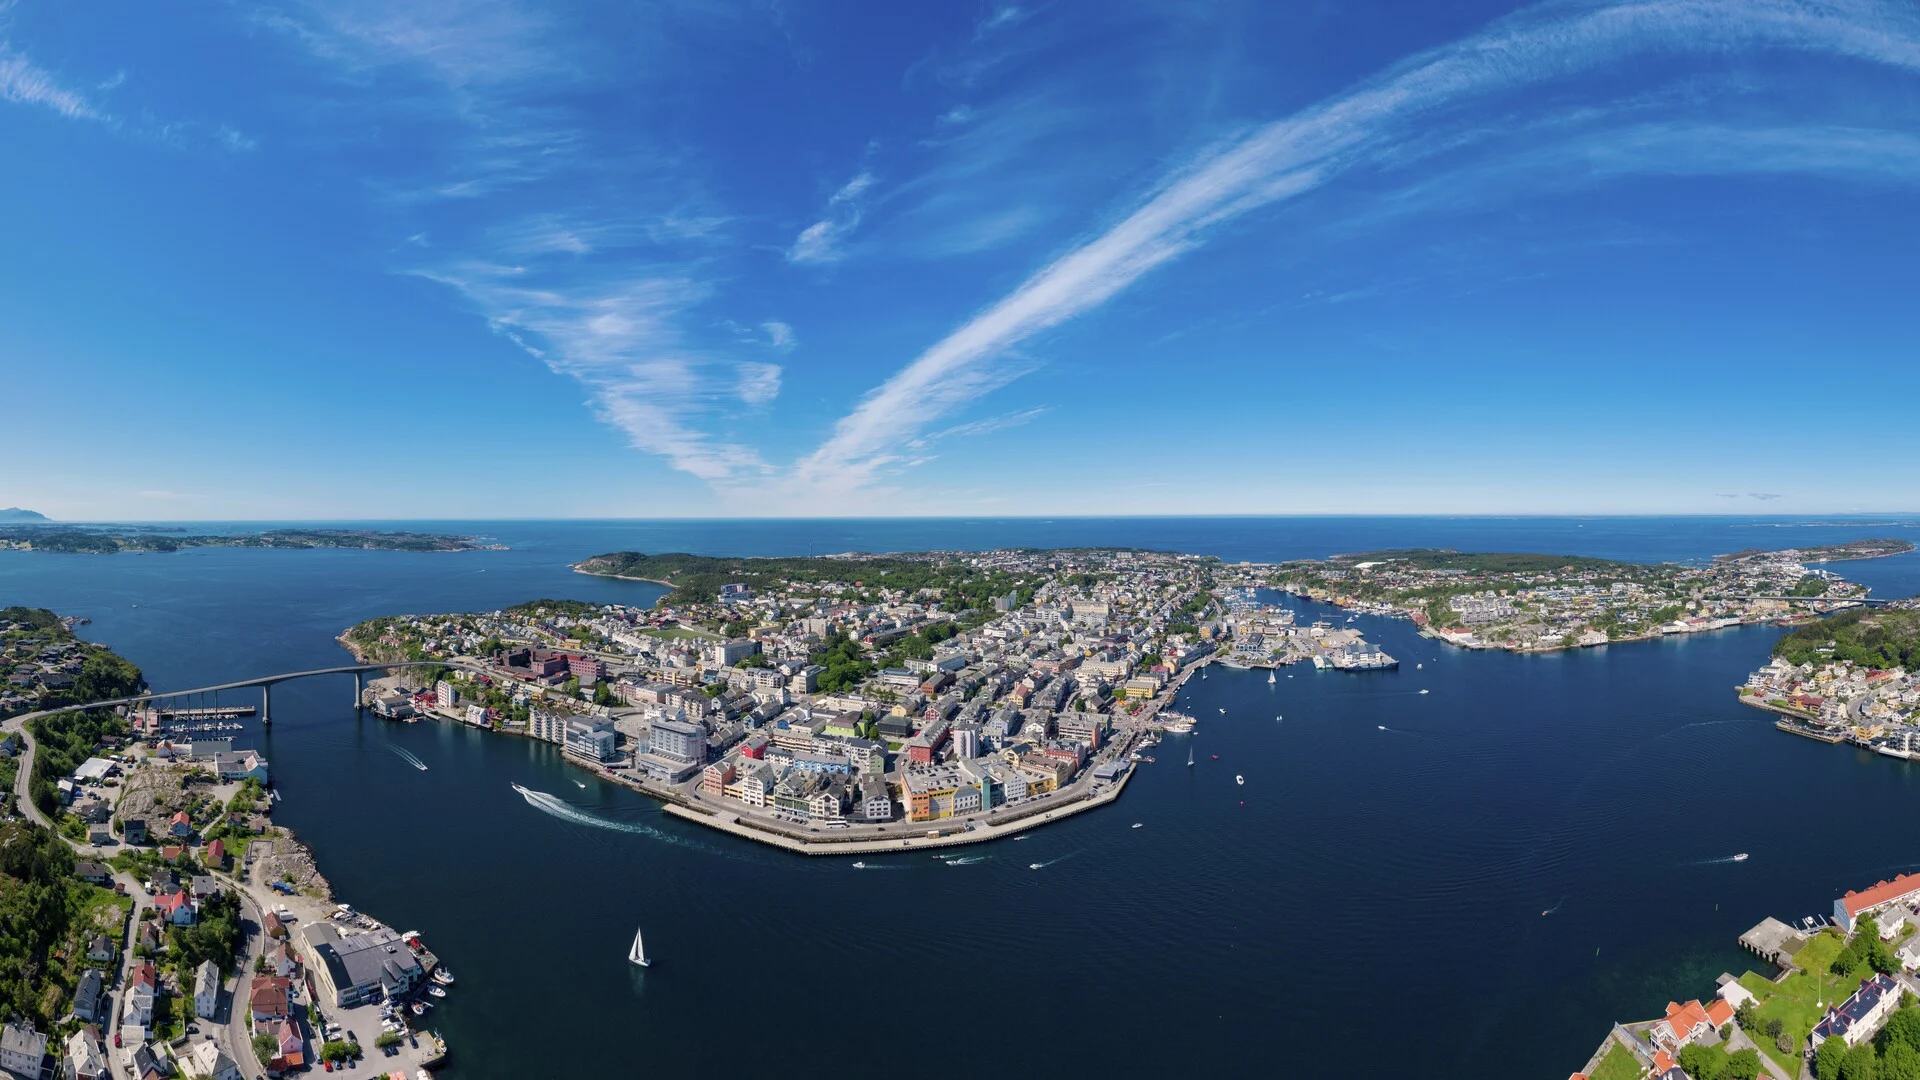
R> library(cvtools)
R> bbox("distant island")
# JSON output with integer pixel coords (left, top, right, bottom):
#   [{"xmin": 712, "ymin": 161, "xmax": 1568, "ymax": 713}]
[
  {"xmin": 573, "ymin": 549, "xmax": 1047, "ymax": 608},
  {"xmin": 0, "ymin": 507, "xmax": 49, "ymax": 522},
  {"xmin": 1271, "ymin": 541, "xmax": 1909, "ymax": 653},
  {"xmin": 0, "ymin": 526, "xmax": 504, "ymax": 554}
]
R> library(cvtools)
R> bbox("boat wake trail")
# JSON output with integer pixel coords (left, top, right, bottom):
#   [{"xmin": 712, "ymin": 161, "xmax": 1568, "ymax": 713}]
[
  {"xmin": 1541, "ymin": 896, "xmax": 1565, "ymax": 917},
  {"xmin": 511, "ymin": 783, "xmax": 722, "ymax": 855},
  {"xmin": 389, "ymin": 745, "xmax": 428, "ymax": 771},
  {"xmin": 1028, "ymin": 852, "xmax": 1079, "ymax": 871},
  {"xmin": 944, "ymin": 855, "xmax": 987, "ymax": 866},
  {"xmin": 1688, "ymin": 854, "xmax": 1751, "ymax": 866}
]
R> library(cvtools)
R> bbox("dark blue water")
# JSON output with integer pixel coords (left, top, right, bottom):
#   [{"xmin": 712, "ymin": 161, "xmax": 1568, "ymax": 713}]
[{"xmin": 5, "ymin": 516, "xmax": 1919, "ymax": 1079}]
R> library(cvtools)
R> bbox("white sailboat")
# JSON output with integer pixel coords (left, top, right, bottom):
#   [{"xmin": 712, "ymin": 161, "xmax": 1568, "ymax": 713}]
[
  {"xmin": 1267, "ymin": 670, "xmax": 1276, "ymax": 684},
  {"xmin": 628, "ymin": 924, "xmax": 650, "ymax": 967}
]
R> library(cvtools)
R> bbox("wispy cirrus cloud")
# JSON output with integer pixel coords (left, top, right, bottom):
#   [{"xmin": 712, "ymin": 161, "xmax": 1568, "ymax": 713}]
[
  {"xmin": 791, "ymin": 0, "xmax": 1920, "ymax": 504},
  {"xmin": 0, "ymin": 40, "xmax": 104, "ymax": 120},
  {"xmin": 787, "ymin": 170, "xmax": 875, "ymax": 264}
]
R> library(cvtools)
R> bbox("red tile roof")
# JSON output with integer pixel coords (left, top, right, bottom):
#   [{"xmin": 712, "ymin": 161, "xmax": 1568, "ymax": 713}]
[
  {"xmin": 1704, "ymin": 998, "xmax": 1734, "ymax": 1029},
  {"xmin": 1842, "ymin": 873, "xmax": 1920, "ymax": 918}
]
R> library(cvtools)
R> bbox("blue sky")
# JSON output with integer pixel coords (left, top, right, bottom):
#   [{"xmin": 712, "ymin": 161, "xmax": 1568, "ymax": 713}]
[{"xmin": 4, "ymin": 0, "xmax": 1919, "ymax": 520}]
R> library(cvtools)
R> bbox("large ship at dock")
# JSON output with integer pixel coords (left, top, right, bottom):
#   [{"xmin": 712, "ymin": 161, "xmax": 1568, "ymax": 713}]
[{"xmin": 1158, "ymin": 711, "xmax": 1197, "ymax": 733}]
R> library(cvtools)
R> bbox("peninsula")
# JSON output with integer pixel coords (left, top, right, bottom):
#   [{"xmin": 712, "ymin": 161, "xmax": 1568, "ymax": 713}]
[
  {"xmin": 1266, "ymin": 540, "xmax": 1907, "ymax": 653},
  {"xmin": 0, "ymin": 525, "xmax": 504, "ymax": 554}
]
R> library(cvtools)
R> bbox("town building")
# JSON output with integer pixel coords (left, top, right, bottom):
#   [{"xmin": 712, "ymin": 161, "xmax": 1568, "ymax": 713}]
[
  {"xmin": 300, "ymin": 923, "xmax": 426, "ymax": 1008},
  {"xmin": 563, "ymin": 716, "xmax": 620, "ymax": 763}
]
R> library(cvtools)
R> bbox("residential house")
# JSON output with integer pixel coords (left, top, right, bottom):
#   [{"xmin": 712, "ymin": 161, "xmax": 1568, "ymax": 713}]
[
  {"xmin": 248, "ymin": 975, "xmax": 292, "ymax": 1027},
  {"xmin": 261, "ymin": 910, "xmax": 286, "ymax": 939},
  {"xmin": 168, "ymin": 811, "xmax": 192, "ymax": 839},
  {"xmin": 85, "ymin": 933, "xmax": 116, "ymax": 964},
  {"xmin": 155, "ymin": 889, "xmax": 195, "ymax": 926},
  {"xmin": 0, "ymin": 1020, "xmax": 45, "ymax": 1080},
  {"xmin": 73, "ymin": 968, "xmax": 107, "ymax": 1024},
  {"xmin": 194, "ymin": 959, "xmax": 220, "ymax": 1020},
  {"xmin": 62, "ymin": 1026, "xmax": 109, "ymax": 1080},
  {"xmin": 126, "ymin": 961, "xmax": 158, "ymax": 1026},
  {"xmin": 73, "ymin": 860, "xmax": 112, "ymax": 886},
  {"xmin": 203, "ymin": 839, "xmax": 226, "ymax": 869},
  {"xmin": 181, "ymin": 1040, "xmax": 241, "ymax": 1080},
  {"xmin": 122, "ymin": 818, "xmax": 147, "ymax": 845},
  {"xmin": 129, "ymin": 1042, "xmax": 168, "ymax": 1080},
  {"xmin": 269, "ymin": 1019, "xmax": 305, "ymax": 1072},
  {"xmin": 269, "ymin": 940, "xmax": 299, "ymax": 978}
]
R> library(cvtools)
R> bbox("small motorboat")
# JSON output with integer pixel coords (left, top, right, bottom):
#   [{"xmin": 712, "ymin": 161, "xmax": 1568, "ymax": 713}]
[
  {"xmin": 1378, "ymin": 725, "xmax": 1386, "ymax": 731},
  {"xmin": 1416, "ymin": 663, "xmax": 1423, "ymax": 669},
  {"xmin": 1217, "ymin": 707, "xmax": 1225, "ymax": 714},
  {"xmin": 431, "ymin": 969, "xmax": 454, "ymax": 986},
  {"xmin": 1419, "ymin": 689, "xmax": 1430, "ymax": 695},
  {"xmin": 1029, "ymin": 863, "xmax": 1043, "ymax": 870},
  {"xmin": 1131, "ymin": 823, "xmax": 1144, "ymax": 829},
  {"xmin": 851, "ymin": 861, "xmax": 866, "ymax": 869},
  {"xmin": 410, "ymin": 1002, "xmax": 428, "ymax": 1016},
  {"xmin": 1732, "ymin": 853, "xmax": 1750, "ymax": 862},
  {"xmin": 1211, "ymin": 754, "xmax": 1219, "ymax": 760},
  {"xmin": 1234, "ymin": 775, "xmax": 1244, "ymax": 786},
  {"xmin": 427, "ymin": 986, "xmax": 446, "ymax": 998}
]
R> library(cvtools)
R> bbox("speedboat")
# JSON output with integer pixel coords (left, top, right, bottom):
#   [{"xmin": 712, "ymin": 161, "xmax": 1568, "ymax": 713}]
[
  {"xmin": 1218, "ymin": 708, "xmax": 1225, "ymax": 714},
  {"xmin": 1419, "ymin": 689, "xmax": 1429, "ymax": 695},
  {"xmin": 1029, "ymin": 862, "xmax": 1043, "ymax": 870},
  {"xmin": 1234, "ymin": 775, "xmax": 1244, "ymax": 786},
  {"xmin": 1131, "ymin": 823, "xmax": 1143, "ymax": 829},
  {"xmin": 851, "ymin": 861, "xmax": 866, "ymax": 869},
  {"xmin": 1732, "ymin": 853, "xmax": 1750, "ymax": 862}
]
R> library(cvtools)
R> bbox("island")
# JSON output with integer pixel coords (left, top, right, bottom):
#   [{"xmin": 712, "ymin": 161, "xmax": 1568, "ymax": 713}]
[
  {"xmin": 0, "ymin": 526, "xmax": 504, "ymax": 554},
  {"xmin": 347, "ymin": 547, "xmax": 1316, "ymax": 851},
  {"xmin": 1266, "ymin": 541, "xmax": 1907, "ymax": 653},
  {"xmin": 0, "ymin": 506, "xmax": 50, "ymax": 522}
]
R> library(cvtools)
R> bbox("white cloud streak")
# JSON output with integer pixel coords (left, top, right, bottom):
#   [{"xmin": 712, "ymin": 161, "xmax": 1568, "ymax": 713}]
[
  {"xmin": 793, "ymin": 0, "xmax": 1920, "ymax": 502},
  {"xmin": 787, "ymin": 170, "xmax": 875, "ymax": 264},
  {"xmin": 0, "ymin": 41, "xmax": 103, "ymax": 120}
]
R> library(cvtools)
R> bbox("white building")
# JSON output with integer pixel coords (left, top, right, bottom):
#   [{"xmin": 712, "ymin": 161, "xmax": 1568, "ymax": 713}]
[
  {"xmin": 435, "ymin": 680, "xmax": 458, "ymax": 709},
  {"xmin": 527, "ymin": 709, "xmax": 566, "ymax": 744},
  {"xmin": 194, "ymin": 959, "xmax": 220, "ymax": 1020},
  {"xmin": 0, "ymin": 1020, "xmax": 45, "ymax": 1080}
]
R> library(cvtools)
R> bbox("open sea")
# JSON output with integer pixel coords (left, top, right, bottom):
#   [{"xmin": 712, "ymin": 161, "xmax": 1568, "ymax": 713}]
[{"xmin": 6, "ymin": 515, "xmax": 1920, "ymax": 1079}]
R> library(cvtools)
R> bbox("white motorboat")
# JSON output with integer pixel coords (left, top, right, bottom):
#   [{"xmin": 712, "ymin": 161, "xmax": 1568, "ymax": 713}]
[
  {"xmin": 1131, "ymin": 823, "xmax": 1143, "ymax": 829},
  {"xmin": 1234, "ymin": 774, "xmax": 1244, "ymax": 786},
  {"xmin": 851, "ymin": 861, "xmax": 866, "ymax": 869},
  {"xmin": 1419, "ymin": 689, "xmax": 1429, "ymax": 695},
  {"xmin": 427, "ymin": 986, "xmax": 446, "ymax": 998},
  {"xmin": 629, "ymin": 923, "xmax": 650, "ymax": 967},
  {"xmin": 1732, "ymin": 853, "xmax": 1750, "ymax": 862}
]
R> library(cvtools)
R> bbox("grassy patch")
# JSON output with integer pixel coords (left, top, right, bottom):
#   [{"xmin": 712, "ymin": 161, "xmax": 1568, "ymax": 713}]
[
  {"xmin": 1589, "ymin": 1042, "xmax": 1643, "ymax": 1080},
  {"xmin": 1738, "ymin": 930, "xmax": 1850, "ymax": 1073},
  {"xmin": 645, "ymin": 625, "xmax": 717, "ymax": 641}
]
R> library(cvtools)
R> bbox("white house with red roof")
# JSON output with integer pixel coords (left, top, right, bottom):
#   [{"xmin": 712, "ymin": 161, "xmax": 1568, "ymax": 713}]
[{"xmin": 1836, "ymin": 873, "xmax": 1920, "ymax": 931}]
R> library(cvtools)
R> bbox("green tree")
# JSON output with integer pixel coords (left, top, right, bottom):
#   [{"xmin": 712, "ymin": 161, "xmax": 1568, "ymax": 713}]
[
  {"xmin": 593, "ymin": 680, "xmax": 614, "ymax": 706},
  {"xmin": 1724, "ymin": 1047, "xmax": 1761, "ymax": 1080},
  {"xmin": 1679, "ymin": 1042, "xmax": 1726, "ymax": 1080},
  {"xmin": 1841, "ymin": 1040, "xmax": 1879, "ymax": 1080},
  {"xmin": 1882, "ymin": 1009, "xmax": 1920, "ymax": 1055},
  {"xmin": 1818, "ymin": 1036, "xmax": 1852, "ymax": 1080},
  {"xmin": 1882, "ymin": 1041, "xmax": 1920, "ymax": 1080},
  {"xmin": 252, "ymin": 1033, "xmax": 277, "ymax": 1066}
]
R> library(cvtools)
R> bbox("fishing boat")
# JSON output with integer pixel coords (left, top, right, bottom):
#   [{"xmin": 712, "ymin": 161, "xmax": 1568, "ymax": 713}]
[
  {"xmin": 1234, "ymin": 774, "xmax": 1244, "ymax": 786},
  {"xmin": 1732, "ymin": 853, "xmax": 1750, "ymax": 862},
  {"xmin": 629, "ymin": 923, "xmax": 650, "ymax": 967}
]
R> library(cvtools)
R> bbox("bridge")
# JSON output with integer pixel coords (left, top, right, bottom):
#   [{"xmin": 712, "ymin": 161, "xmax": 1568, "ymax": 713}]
[
  {"xmin": 1, "ymin": 658, "xmax": 496, "ymax": 832},
  {"xmin": 1737, "ymin": 594, "xmax": 1895, "ymax": 607}
]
